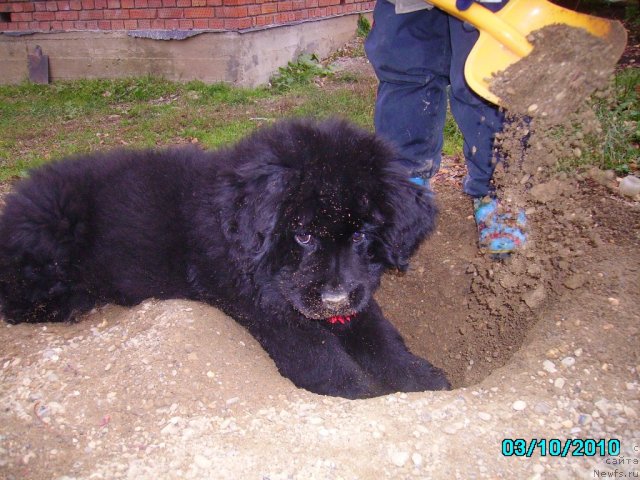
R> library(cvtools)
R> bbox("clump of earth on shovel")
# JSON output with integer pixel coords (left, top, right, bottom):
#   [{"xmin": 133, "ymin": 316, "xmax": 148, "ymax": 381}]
[{"xmin": 489, "ymin": 23, "xmax": 627, "ymax": 125}]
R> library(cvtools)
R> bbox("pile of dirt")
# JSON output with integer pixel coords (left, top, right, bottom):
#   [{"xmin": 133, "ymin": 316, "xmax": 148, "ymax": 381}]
[
  {"xmin": 462, "ymin": 23, "xmax": 631, "ymax": 379},
  {"xmin": 382, "ymin": 22, "xmax": 634, "ymax": 389}
]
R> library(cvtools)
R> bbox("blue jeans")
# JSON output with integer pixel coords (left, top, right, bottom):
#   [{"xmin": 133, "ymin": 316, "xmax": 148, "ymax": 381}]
[{"xmin": 364, "ymin": 0, "xmax": 506, "ymax": 197}]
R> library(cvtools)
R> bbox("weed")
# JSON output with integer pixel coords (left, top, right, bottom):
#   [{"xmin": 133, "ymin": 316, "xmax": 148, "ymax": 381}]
[
  {"xmin": 585, "ymin": 68, "xmax": 639, "ymax": 173},
  {"xmin": 356, "ymin": 14, "xmax": 371, "ymax": 38},
  {"xmin": 269, "ymin": 54, "xmax": 333, "ymax": 92}
]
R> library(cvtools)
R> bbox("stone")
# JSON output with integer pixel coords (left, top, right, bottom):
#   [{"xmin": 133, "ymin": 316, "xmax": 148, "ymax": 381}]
[
  {"xmin": 512, "ymin": 400, "xmax": 527, "ymax": 411},
  {"xmin": 619, "ymin": 175, "xmax": 640, "ymax": 198}
]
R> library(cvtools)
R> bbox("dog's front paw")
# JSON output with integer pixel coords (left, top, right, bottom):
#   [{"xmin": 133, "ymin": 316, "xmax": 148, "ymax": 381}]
[
  {"xmin": 319, "ymin": 371, "xmax": 384, "ymax": 399},
  {"xmin": 387, "ymin": 356, "xmax": 451, "ymax": 392}
]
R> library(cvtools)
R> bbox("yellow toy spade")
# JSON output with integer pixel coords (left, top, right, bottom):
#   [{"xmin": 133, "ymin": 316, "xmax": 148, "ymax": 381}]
[{"xmin": 427, "ymin": 0, "xmax": 628, "ymax": 106}]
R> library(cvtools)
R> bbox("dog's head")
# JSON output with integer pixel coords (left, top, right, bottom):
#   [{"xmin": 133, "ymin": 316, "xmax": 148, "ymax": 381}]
[{"xmin": 218, "ymin": 119, "xmax": 437, "ymax": 320}]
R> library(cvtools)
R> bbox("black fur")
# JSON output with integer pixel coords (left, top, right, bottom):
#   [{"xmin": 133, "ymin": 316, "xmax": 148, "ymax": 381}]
[{"xmin": 0, "ymin": 118, "xmax": 449, "ymax": 398}]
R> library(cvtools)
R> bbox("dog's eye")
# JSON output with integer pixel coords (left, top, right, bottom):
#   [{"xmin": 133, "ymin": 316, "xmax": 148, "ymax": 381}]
[
  {"xmin": 295, "ymin": 233, "xmax": 312, "ymax": 246},
  {"xmin": 352, "ymin": 232, "xmax": 365, "ymax": 244}
]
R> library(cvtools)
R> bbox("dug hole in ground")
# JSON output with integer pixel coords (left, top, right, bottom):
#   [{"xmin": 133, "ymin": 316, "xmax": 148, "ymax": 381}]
[{"xmin": 1, "ymin": 33, "xmax": 639, "ymax": 480}]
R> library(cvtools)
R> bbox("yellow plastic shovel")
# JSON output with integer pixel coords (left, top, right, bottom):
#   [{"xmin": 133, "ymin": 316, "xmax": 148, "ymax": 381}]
[{"xmin": 427, "ymin": 0, "xmax": 627, "ymax": 105}]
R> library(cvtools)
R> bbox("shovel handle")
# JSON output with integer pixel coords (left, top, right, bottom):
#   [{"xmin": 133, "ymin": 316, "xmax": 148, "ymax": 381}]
[{"xmin": 427, "ymin": 0, "xmax": 533, "ymax": 57}]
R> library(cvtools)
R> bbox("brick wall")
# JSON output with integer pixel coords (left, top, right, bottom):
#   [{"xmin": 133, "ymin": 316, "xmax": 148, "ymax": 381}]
[{"xmin": 0, "ymin": 0, "xmax": 374, "ymax": 32}]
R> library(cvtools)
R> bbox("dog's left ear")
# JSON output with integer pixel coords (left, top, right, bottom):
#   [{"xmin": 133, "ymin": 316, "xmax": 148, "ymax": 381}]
[
  {"xmin": 376, "ymin": 172, "xmax": 438, "ymax": 272},
  {"xmin": 218, "ymin": 163, "xmax": 295, "ymax": 272}
]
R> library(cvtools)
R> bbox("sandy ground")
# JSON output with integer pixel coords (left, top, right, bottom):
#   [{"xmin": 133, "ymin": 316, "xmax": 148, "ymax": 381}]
[{"xmin": 0, "ymin": 172, "xmax": 638, "ymax": 479}]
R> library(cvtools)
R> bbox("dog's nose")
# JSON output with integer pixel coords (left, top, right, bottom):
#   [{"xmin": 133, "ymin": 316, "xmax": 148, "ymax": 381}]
[{"xmin": 321, "ymin": 288, "xmax": 349, "ymax": 310}]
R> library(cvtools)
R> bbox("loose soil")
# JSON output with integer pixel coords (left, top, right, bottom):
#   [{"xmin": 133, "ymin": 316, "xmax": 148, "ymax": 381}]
[
  {"xmin": 1, "ymin": 173, "xmax": 638, "ymax": 479},
  {"xmin": 1, "ymin": 27, "xmax": 639, "ymax": 479}
]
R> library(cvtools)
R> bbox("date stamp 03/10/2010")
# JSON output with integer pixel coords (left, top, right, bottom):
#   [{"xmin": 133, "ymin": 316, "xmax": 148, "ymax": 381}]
[
  {"xmin": 502, "ymin": 439, "xmax": 639, "ymax": 478},
  {"xmin": 502, "ymin": 438, "xmax": 621, "ymax": 457}
]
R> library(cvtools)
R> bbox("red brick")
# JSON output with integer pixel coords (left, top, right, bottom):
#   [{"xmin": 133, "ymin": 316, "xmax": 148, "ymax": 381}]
[
  {"xmin": 305, "ymin": 0, "xmax": 318, "ymax": 6},
  {"xmin": 217, "ymin": 5, "xmax": 246, "ymax": 17},
  {"xmin": 34, "ymin": 2, "xmax": 47, "ymax": 12},
  {"xmin": 57, "ymin": 1, "xmax": 70, "ymax": 10},
  {"xmin": 206, "ymin": 0, "xmax": 222, "ymax": 5},
  {"xmin": 51, "ymin": 20, "xmax": 63, "ymax": 28},
  {"xmin": 148, "ymin": 0, "xmax": 162, "ymax": 6},
  {"xmin": 107, "ymin": 0, "xmax": 121, "ymax": 8},
  {"xmin": 192, "ymin": 0, "xmax": 206, "ymax": 5},
  {"xmin": 293, "ymin": 9, "xmax": 307, "ymax": 20},
  {"xmin": 184, "ymin": 7, "xmax": 213, "ymax": 17},
  {"xmin": 134, "ymin": 0, "xmax": 148, "ymax": 6},
  {"xmin": 277, "ymin": 1, "xmax": 291, "ymax": 11},
  {"xmin": 94, "ymin": 0, "xmax": 107, "ymax": 8},
  {"xmin": 80, "ymin": 0, "xmax": 94, "ymax": 9},
  {"xmin": 69, "ymin": 0, "xmax": 82, "ymax": 10},
  {"xmin": 207, "ymin": 17, "xmax": 222, "ymax": 28},
  {"xmin": 150, "ymin": 18, "xmax": 164, "ymax": 27},
  {"xmin": 111, "ymin": 18, "xmax": 124, "ymax": 28},
  {"xmin": 74, "ymin": 19, "xmax": 87, "ymax": 27},
  {"xmin": 192, "ymin": 17, "xmax": 207, "ymax": 27},
  {"xmin": 158, "ymin": 7, "xmax": 182, "ymax": 17},
  {"xmin": 162, "ymin": 0, "xmax": 175, "ymax": 5},
  {"xmin": 164, "ymin": 17, "xmax": 178, "ymax": 27},
  {"xmin": 121, "ymin": 0, "xmax": 134, "ymax": 6},
  {"xmin": 292, "ymin": 0, "xmax": 305, "ymax": 9},
  {"xmin": 261, "ymin": 2, "xmax": 276, "ymax": 14},
  {"xmin": 6, "ymin": 3, "xmax": 23, "ymax": 13},
  {"xmin": 137, "ymin": 18, "xmax": 151, "ymax": 27},
  {"xmin": 123, "ymin": 18, "xmax": 137, "ymax": 28},
  {"xmin": 176, "ymin": 0, "xmax": 190, "ymax": 6},
  {"xmin": 46, "ymin": 1, "xmax": 58, "ymax": 11},
  {"xmin": 104, "ymin": 8, "xmax": 128, "ymax": 18},
  {"xmin": 55, "ymin": 10, "xmax": 78, "ymax": 19},
  {"xmin": 34, "ymin": 11, "xmax": 55, "ymax": 20},
  {"xmin": 223, "ymin": 16, "xmax": 250, "ymax": 29},
  {"xmin": 79, "ymin": 9, "xmax": 104, "ymax": 19},
  {"xmin": 277, "ymin": 11, "xmax": 295, "ymax": 22},
  {"xmin": 129, "ymin": 8, "xmax": 156, "ymax": 18},
  {"xmin": 178, "ymin": 18, "xmax": 192, "ymax": 27},
  {"xmin": 85, "ymin": 19, "xmax": 98, "ymax": 28},
  {"xmin": 11, "ymin": 12, "xmax": 32, "ymax": 21},
  {"xmin": 254, "ymin": 13, "xmax": 273, "ymax": 26}
]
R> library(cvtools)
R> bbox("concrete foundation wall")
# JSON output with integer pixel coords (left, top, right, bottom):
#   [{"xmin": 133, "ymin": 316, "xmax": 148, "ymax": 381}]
[{"xmin": 0, "ymin": 13, "xmax": 367, "ymax": 85}]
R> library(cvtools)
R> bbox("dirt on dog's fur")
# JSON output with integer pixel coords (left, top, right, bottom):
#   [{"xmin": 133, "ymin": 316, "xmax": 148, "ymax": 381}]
[{"xmin": 0, "ymin": 118, "xmax": 449, "ymax": 399}]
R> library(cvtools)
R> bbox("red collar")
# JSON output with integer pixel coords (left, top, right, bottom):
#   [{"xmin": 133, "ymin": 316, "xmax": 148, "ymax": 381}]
[{"xmin": 327, "ymin": 314, "xmax": 354, "ymax": 325}]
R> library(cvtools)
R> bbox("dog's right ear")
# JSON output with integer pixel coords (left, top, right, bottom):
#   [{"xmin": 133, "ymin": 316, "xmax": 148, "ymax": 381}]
[
  {"xmin": 375, "ymin": 171, "xmax": 438, "ymax": 272},
  {"xmin": 216, "ymin": 162, "xmax": 295, "ymax": 273}
]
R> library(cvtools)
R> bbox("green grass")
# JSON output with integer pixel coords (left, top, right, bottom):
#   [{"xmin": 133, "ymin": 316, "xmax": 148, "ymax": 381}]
[
  {"xmin": 443, "ymin": 112, "xmax": 464, "ymax": 157},
  {"xmin": 555, "ymin": 67, "xmax": 639, "ymax": 174},
  {"xmin": 591, "ymin": 68, "xmax": 639, "ymax": 174},
  {"xmin": 0, "ymin": 47, "xmax": 635, "ymax": 182}
]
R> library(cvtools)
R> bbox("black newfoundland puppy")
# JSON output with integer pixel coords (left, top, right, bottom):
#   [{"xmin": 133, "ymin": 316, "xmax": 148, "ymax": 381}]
[{"xmin": 0, "ymin": 118, "xmax": 449, "ymax": 398}]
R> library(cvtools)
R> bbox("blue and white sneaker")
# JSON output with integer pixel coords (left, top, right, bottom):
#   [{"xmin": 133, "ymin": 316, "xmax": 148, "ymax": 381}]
[{"xmin": 473, "ymin": 196, "xmax": 526, "ymax": 255}]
